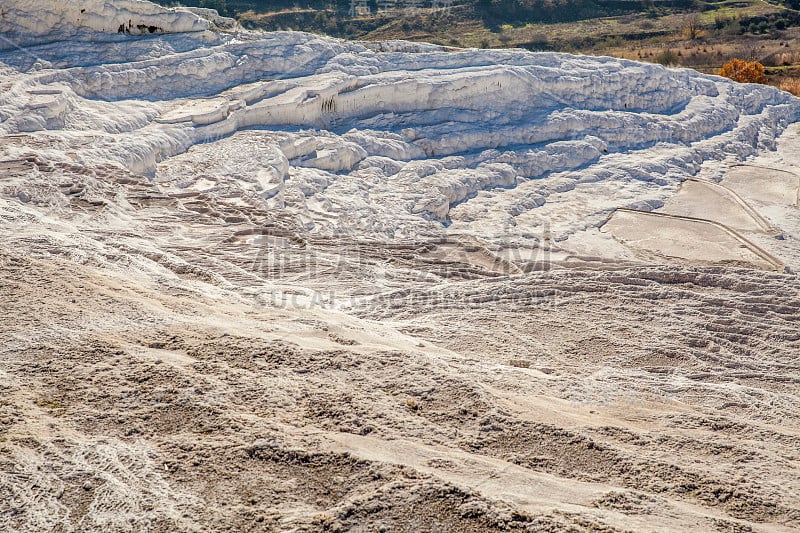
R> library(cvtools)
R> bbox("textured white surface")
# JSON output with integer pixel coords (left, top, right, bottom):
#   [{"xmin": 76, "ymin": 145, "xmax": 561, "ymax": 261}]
[
  {"xmin": 1, "ymin": 0, "xmax": 798, "ymax": 253},
  {"xmin": 0, "ymin": 0, "xmax": 212, "ymax": 49}
]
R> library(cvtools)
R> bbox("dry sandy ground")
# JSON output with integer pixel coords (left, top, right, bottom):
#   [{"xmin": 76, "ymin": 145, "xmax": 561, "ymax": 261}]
[
  {"xmin": 3, "ymin": 246, "xmax": 800, "ymax": 532},
  {"xmin": 2, "ymin": 142, "xmax": 800, "ymax": 532},
  {"xmin": 1, "ymin": 19, "xmax": 800, "ymax": 525}
]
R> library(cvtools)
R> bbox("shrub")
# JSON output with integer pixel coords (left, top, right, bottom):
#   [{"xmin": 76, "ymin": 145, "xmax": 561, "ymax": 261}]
[
  {"xmin": 718, "ymin": 58, "xmax": 767, "ymax": 84},
  {"xmin": 714, "ymin": 14, "xmax": 730, "ymax": 30},
  {"xmin": 779, "ymin": 78, "xmax": 800, "ymax": 96},
  {"xmin": 655, "ymin": 49, "xmax": 680, "ymax": 66}
]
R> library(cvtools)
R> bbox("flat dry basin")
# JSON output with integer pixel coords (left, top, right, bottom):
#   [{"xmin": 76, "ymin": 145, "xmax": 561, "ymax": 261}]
[
  {"xmin": 659, "ymin": 178, "xmax": 774, "ymax": 233},
  {"xmin": 721, "ymin": 165, "xmax": 799, "ymax": 206},
  {"xmin": 602, "ymin": 209, "xmax": 783, "ymax": 271}
]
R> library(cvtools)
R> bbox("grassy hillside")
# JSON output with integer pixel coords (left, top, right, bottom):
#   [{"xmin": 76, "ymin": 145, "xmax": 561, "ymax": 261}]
[{"xmin": 165, "ymin": 0, "xmax": 699, "ymax": 24}]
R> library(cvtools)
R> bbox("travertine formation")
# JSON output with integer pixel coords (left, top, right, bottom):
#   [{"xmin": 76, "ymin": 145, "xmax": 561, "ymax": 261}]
[{"xmin": 1, "ymin": 1, "xmax": 799, "ymax": 531}]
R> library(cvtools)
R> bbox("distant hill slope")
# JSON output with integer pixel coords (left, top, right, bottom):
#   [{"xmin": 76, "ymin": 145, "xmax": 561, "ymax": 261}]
[{"xmin": 159, "ymin": 0, "xmax": 697, "ymax": 25}]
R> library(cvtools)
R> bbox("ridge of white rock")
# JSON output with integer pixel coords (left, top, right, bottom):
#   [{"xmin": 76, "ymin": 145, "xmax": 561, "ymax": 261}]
[
  {"xmin": 0, "ymin": 0, "xmax": 216, "ymax": 51},
  {"xmin": 0, "ymin": 0, "xmax": 798, "ymax": 251}
]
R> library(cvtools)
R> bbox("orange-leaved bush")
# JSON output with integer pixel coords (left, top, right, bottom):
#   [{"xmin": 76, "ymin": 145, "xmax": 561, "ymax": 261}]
[{"xmin": 718, "ymin": 58, "xmax": 767, "ymax": 84}]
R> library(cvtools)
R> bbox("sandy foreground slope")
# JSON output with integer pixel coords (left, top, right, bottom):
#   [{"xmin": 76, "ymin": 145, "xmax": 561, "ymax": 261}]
[
  {"xmin": 3, "ymin": 189, "xmax": 800, "ymax": 533},
  {"xmin": 1, "ymin": 1, "xmax": 800, "ymax": 531}
]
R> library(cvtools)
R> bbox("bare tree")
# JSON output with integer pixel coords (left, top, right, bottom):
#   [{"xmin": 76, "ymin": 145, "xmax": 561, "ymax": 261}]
[{"xmin": 684, "ymin": 13, "xmax": 703, "ymax": 41}]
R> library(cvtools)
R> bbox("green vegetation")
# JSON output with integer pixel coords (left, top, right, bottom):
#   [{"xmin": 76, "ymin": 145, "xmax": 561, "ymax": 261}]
[{"xmin": 655, "ymin": 48, "xmax": 680, "ymax": 66}]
